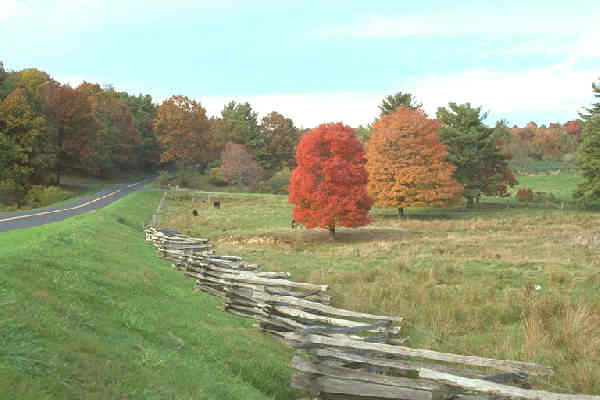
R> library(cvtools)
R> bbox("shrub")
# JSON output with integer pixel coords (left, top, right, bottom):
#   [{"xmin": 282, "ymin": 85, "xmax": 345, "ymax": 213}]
[
  {"xmin": 24, "ymin": 185, "xmax": 71, "ymax": 208},
  {"xmin": 157, "ymin": 170, "xmax": 170, "ymax": 187},
  {"xmin": 218, "ymin": 142, "xmax": 265, "ymax": 188},
  {"xmin": 173, "ymin": 168, "xmax": 200, "ymax": 188},
  {"xmin": 208, "ymin": 167, "xmax": 228, "ymax": 186},
  {"xmin": 533, "ymin": 191, "xmax": 558, "ymax": 203},
  {"xmin": 515, "ymin": 188, "xmax": 534, "ymax": 202},
  {"xmin": 258, "ymin": 168, "xmax": 291, "ymax": 194}
]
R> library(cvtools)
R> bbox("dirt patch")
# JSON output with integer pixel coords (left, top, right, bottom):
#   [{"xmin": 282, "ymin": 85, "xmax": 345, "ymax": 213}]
[
  {"xmin": 217, "ymin": 227, "xmax": 413, "ymax": 248},
  {"xmin": 217, "ymin": 234, "xmax": 292, "ymax": 247}
]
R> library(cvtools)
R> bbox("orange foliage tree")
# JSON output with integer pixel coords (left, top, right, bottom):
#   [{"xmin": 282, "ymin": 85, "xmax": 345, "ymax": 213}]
[
  {"xmin": 288, "ymin": 123, "xmax": 373, "ymax": 239},
  {"xmin": 366, "ymin": 107, "xmax": 463, "ymax": 216},
  {"xmin": 154, "ymin": 95, "xmax": 213, "ymax": 167}
]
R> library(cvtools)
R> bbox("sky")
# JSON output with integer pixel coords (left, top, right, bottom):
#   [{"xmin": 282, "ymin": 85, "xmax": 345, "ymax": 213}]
[{"xmin": 1, "ymin": 0, "xmax": 599, "ymax": 128}]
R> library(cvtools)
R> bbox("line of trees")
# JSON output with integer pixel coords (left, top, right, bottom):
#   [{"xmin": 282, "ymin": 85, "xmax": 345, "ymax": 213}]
[
  {"xmin": 3, "ymin": 61, "xmax": 598, "ymax": 216},
  {"xmin": 289, "ymin": 78, "xmax": 600, "ymax": 237},
  {"xmin": 0, "ymin": 63, "xmax": 161, "ymax": 204},
  {"xmin": 0, "ymin": 63, "xmax": 303, "ymax": 205}
]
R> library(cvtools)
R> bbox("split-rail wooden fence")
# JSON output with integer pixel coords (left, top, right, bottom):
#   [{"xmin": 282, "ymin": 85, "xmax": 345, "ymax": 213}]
[{"xmin": 144, "ymin": 226, "xmax": 599, "ymax": 400}]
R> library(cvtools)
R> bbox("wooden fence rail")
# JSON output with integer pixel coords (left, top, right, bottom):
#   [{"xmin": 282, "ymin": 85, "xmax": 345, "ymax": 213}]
[{"xmin": 144, "ymin": 226, "xmax": 600, "ymax": 400}]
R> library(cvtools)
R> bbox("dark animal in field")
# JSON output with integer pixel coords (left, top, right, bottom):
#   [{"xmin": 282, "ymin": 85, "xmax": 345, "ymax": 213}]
[
  {"xmin": 214, "ymin": 200, "xmax": 221, "ymax": 209},
  {"xmin": 192, "ymin": 209, "xmax": 198, "ymax": 216},
  {"xmin": 291, "ymin": 219, "xmax": 299, "ymax": 229}
]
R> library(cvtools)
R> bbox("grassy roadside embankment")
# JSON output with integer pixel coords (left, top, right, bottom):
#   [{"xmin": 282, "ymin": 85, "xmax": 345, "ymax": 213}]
[
  {"xmin": 0, "ymin": 189, "xmax": 295, "ymax": 399},
  {"xmin": 0, "ymin": 173, "xmax": 157, "ymax": 214},
  {"xmin": 160, "ymin": 172, "xmax": 600, "ymax": 394}
]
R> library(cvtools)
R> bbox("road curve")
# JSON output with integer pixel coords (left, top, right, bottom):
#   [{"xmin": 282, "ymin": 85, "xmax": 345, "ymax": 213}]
[{"xmin": 0, "ymin": 177, "xmax": 156, "ymax": 233}]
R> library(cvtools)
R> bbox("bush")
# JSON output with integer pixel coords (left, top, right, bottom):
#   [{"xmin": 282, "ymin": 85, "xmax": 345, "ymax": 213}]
[
  {"xmin": 533, "ymin": 191, "xmax": 558, "ymax": 203},
  {"xmin": 257, "ymin": 168, "xmax": 291, "ymax": 194},
  {"xmin": 515, "ymin": 188, "xmax": 534, "ymax": 202},
  {"xmin": 208, "ymin": 167, "xmax": 228, "ymax": 186},
  {"xmin": 24, "ymin": 185, "xmax": 71, "ymax": 208},
  {"xmin": 218, "ymin": 142, "xmax": 265, "ymax": 188},
  {"xmin": 173, "ymin": 168, "xmax": 200, "ymax": 188},
  {"xmin": 157, "ymin": 170, "xmax": 170, "ymax": 187}
]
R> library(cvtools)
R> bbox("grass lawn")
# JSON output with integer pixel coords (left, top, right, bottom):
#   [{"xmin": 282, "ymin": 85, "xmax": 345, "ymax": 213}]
[
  {"xmin": 514, "ymin": 172, "xmax": 585, "ymax": 201},
  {"xmin": 160, "ymin": 172, "xmax": 600, "ymax": 394},
  {"xmin": 0, "ymin": 189, "xmax": 295, "ymax": 399}
]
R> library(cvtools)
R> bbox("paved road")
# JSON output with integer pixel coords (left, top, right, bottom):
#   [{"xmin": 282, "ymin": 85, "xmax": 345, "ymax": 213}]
[{"xmin": 0, "ymin": 177, "xmax": 156, "ymax": 233}]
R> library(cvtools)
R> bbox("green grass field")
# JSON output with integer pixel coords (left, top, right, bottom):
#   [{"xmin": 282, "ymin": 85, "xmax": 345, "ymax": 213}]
[
  {"xmin": 514, "ymin": 172, "xmax": 584, "ymax": 201},
  {"xmin": 0, "ymin": 189, "xmax": 295, "ymax": 399},
  {"xmin": 160, "ymin": 171, "xmax": 600, "ymax": 394},
  {"xmin": 3, "ymin": 171, "xmax": 599, "ymax": 398}
]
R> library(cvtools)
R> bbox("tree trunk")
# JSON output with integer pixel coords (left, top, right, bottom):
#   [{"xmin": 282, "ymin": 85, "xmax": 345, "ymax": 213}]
[
  {"xmin": 398, "ymin": 207, "xmax": 404, "ymax": 217},
  {"xmin": 328, "ymin": 225, "xmax": 336, "ymax": 240},
  {"xmin": 55, "ymin": 162, "xmax": 61, "ymax": 186}
]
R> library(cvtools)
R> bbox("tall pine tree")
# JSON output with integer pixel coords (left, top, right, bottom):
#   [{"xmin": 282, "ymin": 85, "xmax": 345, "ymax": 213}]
[{"xmin": 436, "ymin": 103, "xmax": 516, "ymax": 208}]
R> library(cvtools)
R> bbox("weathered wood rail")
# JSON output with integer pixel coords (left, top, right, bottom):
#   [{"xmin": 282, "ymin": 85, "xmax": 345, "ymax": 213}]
[{"xmin": 144, "ymin": 226, "xmax": 600, "ymax": 400}]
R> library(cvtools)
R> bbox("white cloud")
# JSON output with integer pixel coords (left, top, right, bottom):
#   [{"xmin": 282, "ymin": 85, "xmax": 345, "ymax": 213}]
[
  {"xmin": 195, "ymin": 63, "xmax": 597, "ymax": 128},
  {"xmin": 325, "ymin": 12, "xmax": 600, "ymax": 68},
  {"xmin": 325, "ymin": 13, "xmax": 599, "ymax": 39},
  {"xmin": 196, "ymin": 92, "xmax": 382, "ymax": 129},
  {"xmin": 410, "ymin": 63, "xmax": 598, "ymax": 117}
]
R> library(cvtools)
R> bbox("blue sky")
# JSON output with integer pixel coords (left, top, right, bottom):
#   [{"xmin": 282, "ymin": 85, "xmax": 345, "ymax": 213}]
[{"xmin": 1, "ymin": 0, "xmax": 599, "ymax": 128}]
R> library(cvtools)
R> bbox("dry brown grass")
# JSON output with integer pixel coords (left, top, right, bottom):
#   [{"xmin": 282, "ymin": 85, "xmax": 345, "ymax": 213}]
[{"xmin": 162, "ymin": 192, "xmax": 600, "ymax": 393}]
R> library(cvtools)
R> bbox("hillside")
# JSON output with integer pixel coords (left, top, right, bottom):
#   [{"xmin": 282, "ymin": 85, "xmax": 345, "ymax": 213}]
[{"xmin": 0, "ymin": 189, "xmax": 294, "ymax": 399}]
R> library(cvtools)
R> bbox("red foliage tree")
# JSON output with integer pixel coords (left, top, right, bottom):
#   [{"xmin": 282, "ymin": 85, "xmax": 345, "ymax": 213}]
[
  {"xmin": 566, "ymin": 120, "xmax": 582, "ymax": 138},
  {"xmin": 288, "ymin": 123, "xmax": 373, "ymax": 239},
  {"xmin": 217, "ymin": 142, "xmax": 265, "ymax": 187}
]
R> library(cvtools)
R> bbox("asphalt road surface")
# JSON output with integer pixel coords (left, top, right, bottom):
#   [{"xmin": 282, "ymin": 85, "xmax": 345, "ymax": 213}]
[{"xmin": 0, "ymin": 177, "xmax": 156, "ymax": 233}]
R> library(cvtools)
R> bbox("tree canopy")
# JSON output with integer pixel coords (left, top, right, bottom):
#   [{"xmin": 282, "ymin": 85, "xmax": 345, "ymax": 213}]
[
  {"xmin": 288, "ymin": 123, "xmax": 372, "ymax": 238},
  {"xmin": 436, "ymin": 102, "xmax": 517, "ymax": 207},
  {"xmin": 260, "ymin": 111, "xmax": 299, "ymax": 170},
  {"xmin": 366, "ymin": 107, "xmax": 463, "ymax": 215},
  {"xmin": 378, "ymin": 91, "xmax": 422, "ymax": 116},
  {"xmin": 155, "ymin": 95, "xmax": 213, "ymax": 168},
  {"xmin": 575, "ymin": 115, "xmax": 600, "ymax": 204},
  {"xmin": 0, "ymin": 88, "xmax": 52, "ymax": 201},
  {"xmin": 579, "ymin": 77, "xmax": 600, "ymax": 123}
]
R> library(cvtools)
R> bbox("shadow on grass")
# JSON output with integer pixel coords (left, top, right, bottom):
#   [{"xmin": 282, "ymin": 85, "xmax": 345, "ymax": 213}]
[
  {"xmin": 219, "ymin": 227, "xmax": 415, "ymax": 248},
  {"xmin": 373, "ymin": 201, "xmax": 558, "ymax": 221}
]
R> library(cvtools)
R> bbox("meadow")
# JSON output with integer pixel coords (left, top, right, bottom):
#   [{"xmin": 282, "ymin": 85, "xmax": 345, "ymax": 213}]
[
  {"xmin": 160, "ymin": 171, "xmax": 600, "ymax": 394},
  {"xmin": 2, "ymin": 172, "xmax": 599, "ymax": 399}
]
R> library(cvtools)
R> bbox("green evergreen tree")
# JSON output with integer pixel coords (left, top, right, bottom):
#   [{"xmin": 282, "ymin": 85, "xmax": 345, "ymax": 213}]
[
  {"xmin": 579, "ymin": 78, "xmax": 600, "ymax": 123},
  {"xmin": 574, "ymin": 115, "xmax": 600, "ymax": 204},
  {"xmin": 378, "ymin": 92, "xmax": 422, "ymax": 116},
  {"xmin": 213, "ymin": 101, "xmax": 272, "ymax": 169},
  {"xmin": 436, "ymin": 103, "xmax": 517, "ymax": 208}
]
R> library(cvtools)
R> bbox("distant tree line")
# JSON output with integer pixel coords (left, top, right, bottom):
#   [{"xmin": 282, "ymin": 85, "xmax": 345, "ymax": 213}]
[
  {"xmin": 0, "ymin": 62, "xmax": 303, "ymax": 205},
  {"xmin": 0, "ymin": 63, "xmax": 161, "ymax": 204},
  {"xmin": 2, "ymin": 61, "xmax": 599, "ymax": 211},
  {"xmin": 289, "ymin": 79, "xmax": 600, "ymax": 237}
]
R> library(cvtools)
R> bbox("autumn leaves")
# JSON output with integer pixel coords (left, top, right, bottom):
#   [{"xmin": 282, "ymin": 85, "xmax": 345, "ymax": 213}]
[
  {"xmin": 288, "ymin": 108, "xmax": 464, "ymax": 238},
  {"xmin": 366, "ymin": 108, "xmax": 463, "ymax": 215},
  {"xmin": 289, "ymin": 123, "xmax": 373, "ymax": 238}
]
